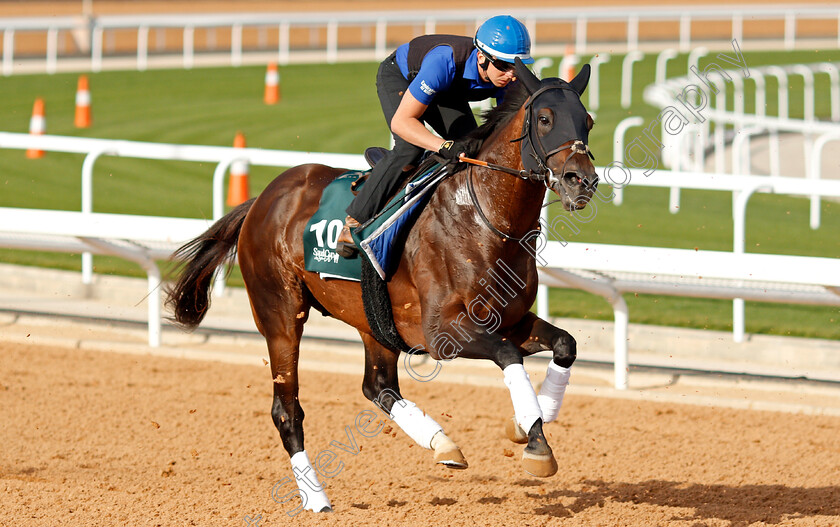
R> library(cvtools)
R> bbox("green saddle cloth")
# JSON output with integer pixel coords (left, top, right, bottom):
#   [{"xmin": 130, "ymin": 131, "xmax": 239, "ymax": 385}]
[
  {"xmin": 303, "ymin": 171, "xmax": 366, "ymax": 281},
  {"xmin": 303, "ymin": 162, "xmax": 446, "ymax": 281}
]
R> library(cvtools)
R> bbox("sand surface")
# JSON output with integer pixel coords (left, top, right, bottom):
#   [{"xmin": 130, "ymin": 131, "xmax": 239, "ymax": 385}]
[{"xmin": 2, "ymin": 340, "xmax": 839, "ymax": 526}]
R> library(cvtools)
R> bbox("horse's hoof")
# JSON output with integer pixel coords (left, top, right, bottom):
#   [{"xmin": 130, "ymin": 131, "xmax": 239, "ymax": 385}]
[
  {"xmin": 435, "ymin": 447, "xmax": 469, "ymax": 469},
  {"xmin": 505, "ymin": 416, "xmax": 528, "ymax": 444},
  {"xmin": 522, "ymin": 449, "xmax": 558, "ymax": 478},
  {"xmin": 431, "ymin": 432, "xmax": 468, "ymax": 469},
  {"xmin": 317, "ymin": 506, "xmax": 333, "ymax": 513}
]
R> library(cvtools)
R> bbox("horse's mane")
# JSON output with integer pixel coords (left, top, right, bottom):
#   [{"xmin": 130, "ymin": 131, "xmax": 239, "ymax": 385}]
[{"xmin": 466, "ymin": 80, "xmax": 530, "ymax": 143}]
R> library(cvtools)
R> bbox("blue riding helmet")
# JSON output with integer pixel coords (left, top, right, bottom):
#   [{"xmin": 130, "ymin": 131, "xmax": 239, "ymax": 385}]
[{"xmin": 474, "ymin": 15, "xmax": 534, "ymax": 65}]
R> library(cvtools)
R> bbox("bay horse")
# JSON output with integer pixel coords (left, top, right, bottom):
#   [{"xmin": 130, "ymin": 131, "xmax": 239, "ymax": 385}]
[{"xmin": 166, "ymin": 58, "xmax": 598, "ymax": 513}]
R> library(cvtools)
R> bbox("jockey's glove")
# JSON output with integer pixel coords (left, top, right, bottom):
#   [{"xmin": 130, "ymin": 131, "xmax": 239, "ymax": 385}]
[{"xmin": 438, "ymin": 137, "xmax": 481, "ymax": 162}]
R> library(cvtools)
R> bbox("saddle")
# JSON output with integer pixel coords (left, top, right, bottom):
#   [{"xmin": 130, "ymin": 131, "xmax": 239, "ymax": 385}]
[
  {"xmin": 364, "ymin": 146, "xmax": 389, "ymax": 168},
  {"xmin": 351, "ymin": 147, "xmax": 436, "ymax": 195},
  {"xmin": 349, "ymin": 147, "xmax": 389, "ymax": 195}
]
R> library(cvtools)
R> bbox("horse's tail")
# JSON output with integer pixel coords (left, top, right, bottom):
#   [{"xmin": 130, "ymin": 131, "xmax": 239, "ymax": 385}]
[{"xmin": 165, "ymin": 198, "xmax": 256, "ymax": 330}]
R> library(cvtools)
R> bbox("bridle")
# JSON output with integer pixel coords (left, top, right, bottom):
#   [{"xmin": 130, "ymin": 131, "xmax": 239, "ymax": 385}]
[
  {"xmin": 461, "ymin": 82, "xmax": 594, "ymax": 241},
  {"xmin": 516, "ymin": 84, "xmax": 594, "ymax": 187}
]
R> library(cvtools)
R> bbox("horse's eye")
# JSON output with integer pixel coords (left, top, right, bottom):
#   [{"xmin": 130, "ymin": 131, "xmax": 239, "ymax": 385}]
[{"xmin": 538, "ymin": 115, "xmax": 550, "ymax": 125}]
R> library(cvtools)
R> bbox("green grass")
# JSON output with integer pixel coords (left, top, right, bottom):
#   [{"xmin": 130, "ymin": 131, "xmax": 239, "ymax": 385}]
[
  {"xmin": 547, "ymin": 289, "xmax": 840, "ymax": 340},
  {"xmin": 0, "ymin": 50, "xmax": 838, "ymax": 339}
]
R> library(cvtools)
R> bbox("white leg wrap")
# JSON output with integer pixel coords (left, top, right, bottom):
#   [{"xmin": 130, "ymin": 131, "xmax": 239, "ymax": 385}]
[
  {"xmin": 290, "ymin": 451, "xmax": 332, "ymax": 512},
  {"xmin": 390, "ymin": 398, "xmax": 444, "ymax": 449},
  {"xmin": 537, "ymin": 361, "xmax": 571, "ymax": 423},
  {"xmin": 503, "ymin": 363, "xmax": 543, "ymax": 434}
]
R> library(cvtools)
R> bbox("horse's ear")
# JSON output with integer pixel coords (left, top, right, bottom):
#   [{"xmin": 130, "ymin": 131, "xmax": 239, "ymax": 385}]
[
  {"xmin": 514, "ymin": 57, "xmax": 540, "ymax": 94},
  {"xmin": 569, "ymin": 63, "xmax": 591, "ymax": 96}
]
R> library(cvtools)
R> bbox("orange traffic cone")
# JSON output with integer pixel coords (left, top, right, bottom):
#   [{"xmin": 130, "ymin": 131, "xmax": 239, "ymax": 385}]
[
  {"xmin": 75, "ymin": 74, "xmax": 92, "ymax": 128},
  {"xmin": 26, "ymin": 98, "xmax": 46, "ymax": 159},
  {"xmin": 264, "ymin": 62, "xmax": 280, "ymax": 105},
  {"xmin": 562, "ymin": 44, "xmax": 576, "ymax": 81},
  {"xmin": 226, "ymin": 132, "xmax": 250, "ymax": 206}
]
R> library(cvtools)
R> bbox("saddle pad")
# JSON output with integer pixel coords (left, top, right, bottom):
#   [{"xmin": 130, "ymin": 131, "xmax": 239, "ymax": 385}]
[
  {"xmin": 303, "ymin": 171, "xmax": 366, "ymax": 281},
  {"xmin": 303, "ymin": 162, "xmax": 448, "ymax": 282}
]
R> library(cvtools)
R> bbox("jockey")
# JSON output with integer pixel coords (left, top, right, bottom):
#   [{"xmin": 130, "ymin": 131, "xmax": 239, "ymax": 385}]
[{"xmin": 337, "ymin": 15, "xmax": 534, "ymax": 257}]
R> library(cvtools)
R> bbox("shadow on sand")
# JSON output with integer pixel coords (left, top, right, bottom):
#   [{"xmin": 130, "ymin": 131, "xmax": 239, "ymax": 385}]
[{"xmin": 527, "ymin": 479, "xmax": 840, "ymax": 525}]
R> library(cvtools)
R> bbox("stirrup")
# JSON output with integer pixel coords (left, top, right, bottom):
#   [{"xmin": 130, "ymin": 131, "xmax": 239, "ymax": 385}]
[
  {"xmin": 336, "ymin": 240, "xmax": 358, "ymax": 258},
  {"xmin": 336, "ymin": 218, "xmax": 359, "ymax": 258}
]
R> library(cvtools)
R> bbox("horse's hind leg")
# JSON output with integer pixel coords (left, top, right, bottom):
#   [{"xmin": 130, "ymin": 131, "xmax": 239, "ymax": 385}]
[
  {"xmin": 251, "ymin": 284, "xmax": 332, "ymax": 513},
  {"xmin": 359, "ymin": 334, "xmax": 467, "ymax": 469}
]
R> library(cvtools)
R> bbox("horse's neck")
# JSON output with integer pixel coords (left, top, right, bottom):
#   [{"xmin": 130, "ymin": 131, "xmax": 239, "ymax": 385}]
[{"xmin": 469, "ymin": 112, "xmax": 546, "ymax": 240}]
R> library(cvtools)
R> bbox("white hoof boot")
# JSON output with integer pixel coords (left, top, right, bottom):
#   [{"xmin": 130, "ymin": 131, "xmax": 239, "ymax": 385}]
[{"xmin": 290, "ymin": 451, "xmax": 333, "ymax": 512}]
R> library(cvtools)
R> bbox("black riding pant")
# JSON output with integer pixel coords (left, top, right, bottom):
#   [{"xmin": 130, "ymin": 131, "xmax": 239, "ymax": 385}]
[{"xmin": 346, "ymin": 52, "xmax": 478, "ymax": 224}]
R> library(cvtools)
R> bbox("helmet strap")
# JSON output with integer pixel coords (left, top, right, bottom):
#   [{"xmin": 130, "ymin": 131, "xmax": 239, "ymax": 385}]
[{"xmin": 477, "ymin": 51, "xmax": 491, "ymax": 71}]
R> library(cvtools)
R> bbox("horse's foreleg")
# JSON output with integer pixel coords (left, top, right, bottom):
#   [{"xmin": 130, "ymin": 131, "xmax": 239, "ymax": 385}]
[
  {"xmin": 359, "ymin": 334, "xmax": 467, "ymax": 469},
  {"xmin": 498, "ymin": 349, "xmax": 559, "ymax": 477},
  {"xmin": 436, "ymin": 321, "xmax": 556, "ymax": 477},
  {"xmin": 514, "ymin": 313, "xmax": 576, "ymax": 423},
  {"xmin": 503, "ymin": 313, "xmax": 576, "ymax": 444}
]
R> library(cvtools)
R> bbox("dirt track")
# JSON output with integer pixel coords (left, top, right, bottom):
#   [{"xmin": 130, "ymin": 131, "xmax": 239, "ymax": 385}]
[{"xmin": 2, "ymin": 341, "xmax": 839, "ymax": 526}]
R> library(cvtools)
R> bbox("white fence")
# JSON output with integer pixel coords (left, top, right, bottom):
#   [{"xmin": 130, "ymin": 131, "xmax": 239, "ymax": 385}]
[
  {"xmin": 0, "ymin": 131, "xmax": 368, "ymax": 285},
  {"xmin": 0, "ymin": 207, "xmax": 211, "ymax": 347},
  {"xmin": 629, "ymin": 58, "xmax": 840, "ymax": 349},
  {"xmin": 2, "ymin": 133, "xmax": 839, "ymax": 387},
  {"xmin": 3, "ymin": 5, "xmax": 840, "ymax": 75},
  {"xmin": 0, "ymin": 132, "xmax": 369, "ymax": 221},
  {"xmin": 641, "ymin": 59, "xmax": 840, "ymax": 228},
  {"xmin": 539, "ymin": 241, "xmax": 840, "ymax": 389},
  {"xmin": 536, "ymin": 167, "xmax": 840, "ymax": 388}
]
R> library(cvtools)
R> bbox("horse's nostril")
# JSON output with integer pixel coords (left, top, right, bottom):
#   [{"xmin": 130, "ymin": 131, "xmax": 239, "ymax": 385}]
[{"xmin": 580, "ymin": 175, "xmax": 598, "ymax": 193}]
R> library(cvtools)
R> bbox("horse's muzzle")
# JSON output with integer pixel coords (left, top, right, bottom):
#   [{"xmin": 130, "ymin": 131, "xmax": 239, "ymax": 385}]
[{"xmin": 552, "ymin": 171, "xmax": 598, "ymax": 211}]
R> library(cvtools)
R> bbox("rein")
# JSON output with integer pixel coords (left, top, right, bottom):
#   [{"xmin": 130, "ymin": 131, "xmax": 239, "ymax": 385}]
[
  {"xmin": 465, "ymin": 165, "xmax": 528, "ymax": 242},
  {"xmin": 460, "ymin": 137, "xmax": 590, "ymax": 188}
]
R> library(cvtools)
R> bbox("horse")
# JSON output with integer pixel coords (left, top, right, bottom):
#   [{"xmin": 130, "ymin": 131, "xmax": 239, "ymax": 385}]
[{"xmin": 166, "ymin": 58, "xmax": 598, "ymax": 513}]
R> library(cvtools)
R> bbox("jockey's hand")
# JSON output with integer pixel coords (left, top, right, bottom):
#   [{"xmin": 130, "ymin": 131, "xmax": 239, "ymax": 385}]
[{"xmin": 438, "ymin": 138, "xmax": 481, "ymax": 162}]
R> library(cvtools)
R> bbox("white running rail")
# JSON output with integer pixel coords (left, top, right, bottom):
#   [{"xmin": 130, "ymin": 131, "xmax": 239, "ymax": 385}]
[
  {"xmin": 2, "ymin": 134, "xmax": 840, "ymax": 387},
  {"xmin": 3, "ymin": 5, "xmax": 839, "ymax": 75},
  {"xmin": 537, "ymin": 241, "xmax": 840, "ymax": 389},
  {"xmin": 0, "ymin": 207, "xmax": 212, "ymax": 347}
]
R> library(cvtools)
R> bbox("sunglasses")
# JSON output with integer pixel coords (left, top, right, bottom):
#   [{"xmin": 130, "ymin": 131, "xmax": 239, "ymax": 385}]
[{"xmin": 490, "ymin": 57, "xmax": 515, "ymax": 73}]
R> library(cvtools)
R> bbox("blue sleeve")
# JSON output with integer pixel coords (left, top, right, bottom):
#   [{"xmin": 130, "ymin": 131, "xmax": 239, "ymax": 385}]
[
  {"xmin": 406, "ymin": 46, "xmax": 456, "ymax": 105},
  {"xmin": 495, "ymin": 86, "xmax": 507, "ymax": 106}
]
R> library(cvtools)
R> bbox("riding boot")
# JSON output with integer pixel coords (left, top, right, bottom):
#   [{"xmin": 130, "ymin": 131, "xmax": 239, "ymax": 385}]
[{"xmin": 336, "ymin": 215, "xmax": 361, "ymax": 258}]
